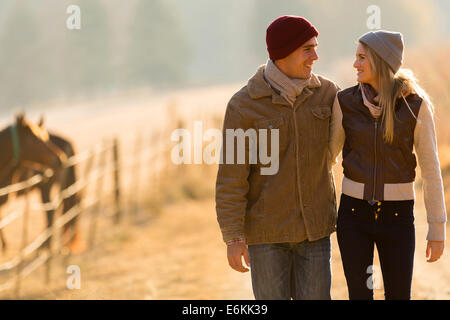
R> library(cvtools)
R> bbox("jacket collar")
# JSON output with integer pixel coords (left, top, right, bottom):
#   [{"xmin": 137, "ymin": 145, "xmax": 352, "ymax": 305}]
[
  {"xmin": 351, "ymin": 84, "xmax": 381, "ymax": 119},
  {"xmin": 247, "ymin": 65, "xmax": 321, "ymax": 106}
]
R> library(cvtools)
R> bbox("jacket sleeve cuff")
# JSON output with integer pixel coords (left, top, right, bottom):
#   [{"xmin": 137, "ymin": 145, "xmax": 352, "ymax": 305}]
[
  {"xmin": 426, "ymin": 222, "xmax": 446, "ymax": 241},
  {"xmin": 222, "ymin": 230, "xmax": 246, "ymax": 244}
]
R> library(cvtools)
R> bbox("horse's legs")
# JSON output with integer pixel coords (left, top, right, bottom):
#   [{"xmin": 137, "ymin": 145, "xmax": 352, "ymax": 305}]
[
  {"xmin": 0, "ymin": 203, "xmax": 7, "ymax": 254},
  {"xmin": 62, "ymin": 197, "xmax": 73, "ymax": 243},
  {"xmin": 63, "ymin": 196, "xmax": 86, "ymax": 254},
  {"xmin": 0, "ymin": 219, "xmax": 6, "ymax": 253},
  {"xmin": 40, "ymin": 186, "xmax": 54, "ymax": 250},
  {"xmin": 0, "ymin": 229, "xmax": 6, "ymax": 253}
]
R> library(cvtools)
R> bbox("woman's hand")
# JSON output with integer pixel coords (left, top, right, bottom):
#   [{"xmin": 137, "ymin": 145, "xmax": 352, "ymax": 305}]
[{"xmin": 426, "ymin": 240, "xmax": 445, "ymax": 262}]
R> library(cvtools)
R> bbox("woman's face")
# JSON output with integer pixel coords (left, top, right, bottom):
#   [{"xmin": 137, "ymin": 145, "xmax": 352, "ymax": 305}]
[{"xmin": 353, "ymin": 43, "xmax": 375, "ymax": 85}]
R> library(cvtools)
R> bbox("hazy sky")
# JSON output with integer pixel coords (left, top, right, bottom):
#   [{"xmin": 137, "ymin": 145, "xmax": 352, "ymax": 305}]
[{"xmin": 0, "ymin": 0, "xmax": 448, "ymax": 110}]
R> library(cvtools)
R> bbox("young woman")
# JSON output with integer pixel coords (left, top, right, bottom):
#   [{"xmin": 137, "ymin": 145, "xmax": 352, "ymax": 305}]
[{"xmin": 329, "ymin": 30, "xmax": 447, "ymax": 300}]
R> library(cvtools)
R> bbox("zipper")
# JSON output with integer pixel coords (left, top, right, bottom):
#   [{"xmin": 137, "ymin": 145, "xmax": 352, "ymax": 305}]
[
  {"xmin": 371, "ymin": 120, "xmax": 378, "ymax": 205},
  {"xmin": 292, "ymin": 108, "xmax": 304, "ymax": 215}
]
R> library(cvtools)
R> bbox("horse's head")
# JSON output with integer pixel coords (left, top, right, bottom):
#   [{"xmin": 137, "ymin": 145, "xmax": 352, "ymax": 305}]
[{"xmin": 15, "ymin": 113, "xmax": 67, "ymax": 170}]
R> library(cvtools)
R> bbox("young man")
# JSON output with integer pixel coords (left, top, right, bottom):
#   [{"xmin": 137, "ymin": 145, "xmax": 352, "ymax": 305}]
[{"xmin": 215, "ymin": 16, "xmax": 339, "ymax": 299}]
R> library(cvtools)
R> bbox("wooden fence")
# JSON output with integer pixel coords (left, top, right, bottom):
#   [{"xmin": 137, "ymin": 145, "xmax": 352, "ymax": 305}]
[{"xmin": 0, "ymin": 121, "xmax": 179, "ymax": 298}]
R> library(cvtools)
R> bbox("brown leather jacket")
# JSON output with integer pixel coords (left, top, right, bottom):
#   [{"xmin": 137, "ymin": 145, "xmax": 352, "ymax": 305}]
[
  {"xmin": 215, "ymin": 66, "xmax": 339, "ymax": 245},
  {"xmin": 337, "ymin": 84, "xmax": 423, "ymax": 201}
]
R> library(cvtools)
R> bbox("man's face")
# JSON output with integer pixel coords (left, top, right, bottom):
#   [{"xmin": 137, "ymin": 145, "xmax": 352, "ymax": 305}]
[{"xmin": 276, "ymin": 37, "xmax": 319, "ymax": 79}]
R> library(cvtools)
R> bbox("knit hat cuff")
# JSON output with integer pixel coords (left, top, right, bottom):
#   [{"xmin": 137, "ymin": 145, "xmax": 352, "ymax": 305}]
[
  {"xmin": 359, "ymin": 32, "xmax": 403, "ymax": 73},
  {"xmin": 268, "ymin": 27, "xmax": 318, "ymax": 60}
]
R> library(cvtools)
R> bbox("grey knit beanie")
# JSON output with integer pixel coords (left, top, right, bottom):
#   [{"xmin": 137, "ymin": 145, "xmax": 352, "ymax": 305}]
[{"xmin": 359, "ymin": 30, "xmax": 404, "ymax": 73}]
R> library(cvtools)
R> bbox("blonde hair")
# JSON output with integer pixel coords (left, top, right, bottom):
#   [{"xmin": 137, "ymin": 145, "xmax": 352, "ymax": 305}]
[{"xmin": 360, "ymin": 42, "xmax": 433, "ymax": 144}]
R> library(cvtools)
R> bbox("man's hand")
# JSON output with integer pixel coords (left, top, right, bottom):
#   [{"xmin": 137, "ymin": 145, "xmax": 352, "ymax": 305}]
[
  {"xmin": 227, "ymin": 242, "xmax": 250, "ymax": 273},
  {"xmin": 426, "ymin": 240, "xmax": 445, "ymax": 262}
]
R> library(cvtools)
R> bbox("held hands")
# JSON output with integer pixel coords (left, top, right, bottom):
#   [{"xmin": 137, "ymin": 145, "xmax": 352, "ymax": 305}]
[
  {"xmin": 426, "ymin": 240, "xmax": 445, "ymax": 262},
  {"xmin": 227, "ymin": 242, "xmax": 251, "ymax": 273}
]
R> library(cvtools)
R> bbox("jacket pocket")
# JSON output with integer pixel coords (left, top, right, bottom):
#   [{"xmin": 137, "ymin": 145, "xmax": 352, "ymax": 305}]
[
  {"xmin": 310, "ymin": 104, "xmax": 331, "ymax": 144},
  {"xmin": 254, "ymin": 116, "xmax": 288, "ymax": 154},
  {"xmin": 311, "ymin": 104, "xmax": 332, "ymax": 120},
  {"xmin": 255, "ymin": 116, "xmax": 284, "ymax": 129}
]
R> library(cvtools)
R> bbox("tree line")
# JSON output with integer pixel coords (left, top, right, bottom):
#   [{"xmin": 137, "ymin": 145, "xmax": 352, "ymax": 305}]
[
  {"xmin": 0, "ymin": 0, "xmax": 446, "ymax": 111},
  {"xmin": 0, "ymin": 0, "xmax": 190, "ymax": 111}
]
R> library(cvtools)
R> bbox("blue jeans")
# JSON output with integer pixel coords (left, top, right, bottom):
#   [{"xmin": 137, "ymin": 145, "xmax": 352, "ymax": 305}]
[{"xmin": 247, "ymin": 237, "xmax": 332, "ymax": 300}]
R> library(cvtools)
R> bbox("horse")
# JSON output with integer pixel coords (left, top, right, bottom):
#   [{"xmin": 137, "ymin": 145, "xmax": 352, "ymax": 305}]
[
  {"xmin": 14, "ymin": 117, "xmax": 86, "ymax": 254},
  {"xmin": 34, "ymin": 117, "xmax": 86, "ymax": 254},
  {"xmin": 0, "ymin": 113, "xmax": 66, "ymax": 253}
]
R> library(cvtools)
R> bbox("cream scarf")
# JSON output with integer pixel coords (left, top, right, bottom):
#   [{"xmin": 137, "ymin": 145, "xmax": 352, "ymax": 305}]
[
  {"xmin": 360, "ymin": 83, "xmax": 382, "ymax": 119},
  {"xmin": 264, "ymin": 59, "xmax": 312, "ymax": 106}
]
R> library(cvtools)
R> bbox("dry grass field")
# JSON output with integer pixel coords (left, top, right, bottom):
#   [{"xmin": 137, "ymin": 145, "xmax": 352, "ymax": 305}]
[{"xmin": 0, "ymin": 42, "xmax": 449, "ymax": 300}]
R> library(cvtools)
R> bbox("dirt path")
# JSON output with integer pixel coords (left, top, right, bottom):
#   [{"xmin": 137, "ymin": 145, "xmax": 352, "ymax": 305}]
[
  {"xmin": 0, "ymin": 84, "xmax": 448, "ymax": 299},
  {"xmin": 408, "ymin": 198, "xmax": 450, "ymax": 299},
  {"xmin": 10, "ymin": 191, "xmax": 448, "ymax": 300},
  {"xmin": 14, "ymin": 198, "xmax": 253, "ymax": 299}
]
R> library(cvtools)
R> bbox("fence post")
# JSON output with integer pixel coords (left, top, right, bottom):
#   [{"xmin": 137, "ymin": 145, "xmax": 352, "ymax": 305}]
[
  {"xmin": 15, "ymin": 173, "xmax": 31, "ymax": 298},
  {"xmin": 130, "ymin": 132, "xmax": 142, "ymax": 218},
  {"xmin": 88, "ymin": 142, "xmax": 108, "ymax": 248},
  {"xmin": 112, "ymin": 138, "xmax": 122, "ymax": 224},
  {"xmin": 45, "ymin": 168, "xmax": 70, "ymax": 284},
  {"xmin": 171, "ymin": 115, "xmax": 185, "ymax": 177},
  {"xmin": 62, "ymin": 149, "xmax": 95, "ymax": 270},
  {"xmin": 150, "ymin": 131, "xmax": 161, "ymax": 202},
  {"xmin": 154, "ymin": 128, "xmax": 167, "ymax": 203}
]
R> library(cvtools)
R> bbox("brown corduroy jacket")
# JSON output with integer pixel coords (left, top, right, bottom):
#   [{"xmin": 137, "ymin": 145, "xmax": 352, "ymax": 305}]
[{"xmin": 215, "ymin": 65, "xmax": 339, "ymax": 245}]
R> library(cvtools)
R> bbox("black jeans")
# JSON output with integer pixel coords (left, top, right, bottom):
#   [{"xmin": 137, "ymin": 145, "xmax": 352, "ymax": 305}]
[{"xmin": 336, "ymin": 193, "xmax": 415, "ymax": 300}]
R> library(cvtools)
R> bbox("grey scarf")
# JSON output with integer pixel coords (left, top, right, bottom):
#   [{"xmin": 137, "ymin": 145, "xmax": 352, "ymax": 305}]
[{"xmin": 264, "ymin": 60, "xmax": 312, "ymax": 106}]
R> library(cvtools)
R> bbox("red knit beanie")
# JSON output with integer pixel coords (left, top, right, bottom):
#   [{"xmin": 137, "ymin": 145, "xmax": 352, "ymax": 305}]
[{"xmin": 266, "ymin": 16, "xmax": 319, "ymax": 60}]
